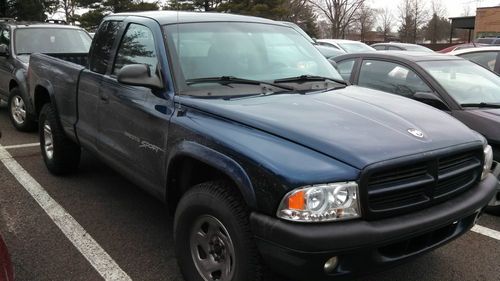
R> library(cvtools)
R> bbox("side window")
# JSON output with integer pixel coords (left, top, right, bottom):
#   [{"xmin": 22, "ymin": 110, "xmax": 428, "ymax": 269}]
[
  {"xmin": 373, "ymin": 45, "xmax": 385, "ymax": 50},
  {"xmin": 337, "ymin": 59, "xmax": 356, "ymax": 81},
  {"xmin": 460, "ymin": 52, "xmax": 498, "ymax": 72},
  {"xmin": 358, "ymin": 60, "xmax": 432, "ymax": 98},
  {"xmin": 89, "ymin": 20, "xmax": 122, "ymax": 74},
  {"xmin": 113, "ymin": 24, "xmax": 158, "ymax": 75},
  {"xmin": 0, "ymin": 26, "xmax": 9, "ymax": 46}
]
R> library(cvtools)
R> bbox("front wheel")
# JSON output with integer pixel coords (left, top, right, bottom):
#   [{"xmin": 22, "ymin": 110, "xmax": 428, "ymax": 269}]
[
  {"xmin": 39, "ymin": 103, "xmax": 81, "ymax": 175},
  {"xmin": 174, "ymin": 181, "xmax": 262, "ymax": 281},
  {"xmin": 8, "ymin": 88, "xmax": 36, "ymax": 131}
]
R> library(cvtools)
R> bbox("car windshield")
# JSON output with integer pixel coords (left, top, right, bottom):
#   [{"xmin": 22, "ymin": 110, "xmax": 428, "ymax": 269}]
[
  {"xmin": 15, "ymin": 28, "xmax": 92, "ymax": 55},
  {"xmin": 419, "ymin": 60, "xmax": 500, "ymax": 105},
  {"xmin": 338, "ymin": 42, "xmax": 374, "ymax": 53},
  {"xmin": 404, "ymin": 45, "xmax": 433, "ymax": 52},
  {"xmin": 164, "ymin": 22, "xmax": 342, "ymax": 96}
]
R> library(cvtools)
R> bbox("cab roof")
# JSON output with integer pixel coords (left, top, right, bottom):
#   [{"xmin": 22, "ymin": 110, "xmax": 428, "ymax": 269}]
[{"xmin": 107, "ymin": 11, "xmax": 281, "ymax": 25}]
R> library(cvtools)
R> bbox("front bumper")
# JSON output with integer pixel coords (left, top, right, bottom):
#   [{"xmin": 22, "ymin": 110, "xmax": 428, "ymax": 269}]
[{"xmin": 251, "ymin": 174, "xmax": 497, "ymax": 281}]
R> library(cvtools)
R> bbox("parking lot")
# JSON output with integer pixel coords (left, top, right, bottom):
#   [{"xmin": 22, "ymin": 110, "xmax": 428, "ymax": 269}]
[{"xmin": 0, "ymin": 102, "xmax": 498, "ymax": 281}]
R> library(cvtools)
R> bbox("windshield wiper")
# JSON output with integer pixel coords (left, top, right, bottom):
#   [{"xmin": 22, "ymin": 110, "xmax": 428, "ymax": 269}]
[
  {"xmin": 461, "ymin": 102, "xmax": 500, "ymax": 108},
  {"xmin": 186, "ymin": 76, "xmax": 295, "ymax": 91},
  {"xmin": 274, "ymin": 75, "xmax": 348, "ymax": 86}
]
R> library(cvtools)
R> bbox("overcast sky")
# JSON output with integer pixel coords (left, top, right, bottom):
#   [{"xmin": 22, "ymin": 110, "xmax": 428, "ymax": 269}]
[{"xmin": 370, "ymin": 0, "xmax": 500, "ymax": 18}]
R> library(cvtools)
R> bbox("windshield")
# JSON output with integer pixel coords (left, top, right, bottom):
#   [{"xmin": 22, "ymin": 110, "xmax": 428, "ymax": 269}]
[
  {"xmin": 164, "ymin": 22, "xmax": 342, "ymax": 95},
  {"xmin": 338, "ymin": 42, "xmax": 374, "ymax": 53},
  {"xmin": 419, "ymin": 60, "xmax": 500, "ymax": 105},
  {"xmin": 15, "ymin": 28, "xmax": 92, "ymax": 55},
  {"xmin": 404, "ymin": 45, "xmax": 433, "ymax": 52}
]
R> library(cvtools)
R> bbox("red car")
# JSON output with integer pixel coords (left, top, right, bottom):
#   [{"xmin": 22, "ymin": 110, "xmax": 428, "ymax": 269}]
[
  {"xmin": 438, "ymin": 43, "xmax": 487, "ymax": 53},
  {"xmin": 0, "ymin": 234, "xmax": 13, "ymax": 281}
]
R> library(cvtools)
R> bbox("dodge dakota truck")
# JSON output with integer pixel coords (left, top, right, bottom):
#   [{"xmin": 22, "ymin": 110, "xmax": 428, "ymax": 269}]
[
  {"xmin": 0, "ymin": 19, "xmax": 92, "ymax": 131},
  {"xmin": 28, "ymin": 11, "xmax": 497, "ymax": 281}
]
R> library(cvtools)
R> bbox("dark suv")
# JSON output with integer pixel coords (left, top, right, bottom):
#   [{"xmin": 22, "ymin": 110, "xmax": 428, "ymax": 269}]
[{"xmin": 0, "ymin": 19, "xmax": 92, "ymax": 131}]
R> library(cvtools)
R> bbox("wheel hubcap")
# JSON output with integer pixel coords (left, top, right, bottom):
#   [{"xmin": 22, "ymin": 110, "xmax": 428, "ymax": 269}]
[
  {"xmin": 43, "ymin": 121, "xmax": 54, "ymax": 160},
  {"xmin": 10, "ymin": 96, "xmax": 26, "ymax": 125},
  {"xmin": 190, "ymin": 215, "xmax": 235, "ymax": 281}
]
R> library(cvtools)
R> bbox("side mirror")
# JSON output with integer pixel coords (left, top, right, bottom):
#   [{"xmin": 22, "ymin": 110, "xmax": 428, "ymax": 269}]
[
  {"xmin": 413, "ymin": 92, "xmax": 449, "ymax": 110},
  {"xmin": 0, "ymin": 44, "xmax": 8, "ymax": 57},
  {"xmin": 117, "ymin": 64, "xmax": 163, "ymax": 90}
]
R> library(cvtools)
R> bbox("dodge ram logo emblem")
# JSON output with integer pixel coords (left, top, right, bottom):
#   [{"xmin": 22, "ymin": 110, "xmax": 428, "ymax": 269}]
[{"xmin": 408, "ymin": 128, "xmax": 424, "ymax": 138}]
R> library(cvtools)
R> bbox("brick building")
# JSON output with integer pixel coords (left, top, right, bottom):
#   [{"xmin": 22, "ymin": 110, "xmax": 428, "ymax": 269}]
[{"xmin": 475, "ymin": 6, "xmax": 500, "ymax": 38}]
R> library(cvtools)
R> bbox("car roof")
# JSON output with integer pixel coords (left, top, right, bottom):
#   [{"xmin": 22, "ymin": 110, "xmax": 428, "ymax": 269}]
[
  {"xmin": 450, "ymin": 46, "xmax": 500, "ymax": 55},
  {"xmin": 1, "ymin": 21, "xmax": 84, "ymax": 30},
  {"xmin": 334, "ymin": 51, "xmax": 463, "ymax": 63},
  {"xmin": 317, "ymin": 39, "xmax": 362, "ymax": 43},
  {"xmin": 372, "ymin": 42, "xmax": 420, "ymax": 47},
  {"xmin": 107, "ymin": 11, "xmax": 280, "ymax": 25}
]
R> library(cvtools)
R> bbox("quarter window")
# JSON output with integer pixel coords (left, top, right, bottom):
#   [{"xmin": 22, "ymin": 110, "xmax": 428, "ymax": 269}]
[
  {"xmin": 337, "ymin": 59, "xmax": 356, "ymax": 81},
  {"xmin": 113, "ymin": 24, "xmax": 158, "ymax": 75},
  {"xmin": 89, "ymin": 20, "xmax": 122, "ymax": 74},
  {"xmin": 460, "ymin": 51, "xmax": 498, "ymax": 72},
  {"xmin": 358, "ymin": 60, "xmax": 432, "ymax": 97}
]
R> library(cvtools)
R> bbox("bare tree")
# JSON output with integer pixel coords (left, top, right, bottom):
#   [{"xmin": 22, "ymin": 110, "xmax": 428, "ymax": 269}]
[
  {"xmin": 397, "ymin": 0, "xmax": 428, "ymax": 43},
  {"xmin": 309, "ymin": 0, "xmax": 365, "ymax": 38},
  {"xmin": 378, "ymin": 7, "xmax": 394, "ymax": 42},
  {"xmin": 353, "ymin": 3, "xmax": 375, "ymax": 41}
]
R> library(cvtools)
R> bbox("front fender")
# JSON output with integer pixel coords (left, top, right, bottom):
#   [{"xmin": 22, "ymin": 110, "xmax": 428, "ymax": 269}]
[{"xmin": 167, "ymin": 141, "xmax": 257, "ymax": 209}]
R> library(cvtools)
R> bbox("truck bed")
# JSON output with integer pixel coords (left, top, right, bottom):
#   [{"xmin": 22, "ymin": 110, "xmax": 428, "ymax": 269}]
[{"xmin": 28, "ymin": 53, "xmax": 87, "ymax": 138}]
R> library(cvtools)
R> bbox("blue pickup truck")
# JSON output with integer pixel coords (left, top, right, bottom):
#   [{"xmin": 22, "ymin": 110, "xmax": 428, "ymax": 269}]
[{"xmin": 28, "ymin": 11, "xmax": 497, "ymax": 281}]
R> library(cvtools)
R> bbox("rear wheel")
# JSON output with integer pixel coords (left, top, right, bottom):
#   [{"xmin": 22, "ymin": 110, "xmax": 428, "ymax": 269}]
[
  {"xmin": 8, "ymin": 88, "xmax": 36, "ymax": 131},
  {"xmin": 174, "ymin": 181, "xmax": 262, "ymax": 281},
  {"xmin": 39, "ymin": 103, "xmax": 81, "ymax": 175}
]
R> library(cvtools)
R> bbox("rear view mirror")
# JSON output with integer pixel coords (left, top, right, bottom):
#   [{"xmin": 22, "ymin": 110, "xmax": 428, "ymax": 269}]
[
  {"xmin": 0, "ymin": 44, "xmax": 8, "ymax": 57},
  {"xmin": 413, "ymin": 92, "xmax": 449, "ymax": 110},
  {"xmin": 117, "ymin": 64, "xmax": 163, "ymax": 90}
]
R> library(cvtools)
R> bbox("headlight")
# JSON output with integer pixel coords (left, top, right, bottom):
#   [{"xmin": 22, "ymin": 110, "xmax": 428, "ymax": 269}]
[
  {"xmin": 482, "ymin": 144, "xmax": 493, "ymax": 180},
  {"xmin": 277, "ymin": 182, "xmax": 360, "ymax": 223}
]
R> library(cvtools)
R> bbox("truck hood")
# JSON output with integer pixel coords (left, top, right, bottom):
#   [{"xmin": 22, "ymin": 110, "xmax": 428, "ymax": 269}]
[
  {"xmin": 453, "ymin": 108, "xmax": 500, "ymax": 145},
  {"xmin": 179, "ymin": 86, "xmax": 481, "ymax": 169}
]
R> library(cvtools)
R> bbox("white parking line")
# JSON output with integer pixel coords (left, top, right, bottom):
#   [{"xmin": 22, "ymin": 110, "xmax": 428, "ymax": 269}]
[
  {"xmin": 472, "ymin": 225, "xmax": 500, "ymax": 241},
  {"xmin": 3, "ymin": 143, "xmax": 40, "ymax": 150},
  {"xmin": 0, "ymin": 146, "xmax": 132, "ymax": 281}
]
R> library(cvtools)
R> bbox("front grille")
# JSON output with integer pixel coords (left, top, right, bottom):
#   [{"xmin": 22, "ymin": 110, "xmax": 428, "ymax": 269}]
[{"xmin": 362, "ymin": 147, "xmax": 483, "ymax": 219}]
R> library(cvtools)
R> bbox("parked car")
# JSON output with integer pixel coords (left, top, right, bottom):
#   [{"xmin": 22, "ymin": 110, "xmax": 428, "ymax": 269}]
[
  {"xmin": 450, "ymin": 46, "xmax": 500, "ymax": 74},
  {"xmin": 372, "ymin": 42, "xmax": 434, "ymax": 53},
  {"xmin": 334, "ymin": 51, "xmax": 500, "ymax": 213},
  {"xmin": 278, "ymin": 22, "xmax": 346, "ymax": 59},
  {"xmin": 0, "ymin": 20, "xmax": 92, "ymax": 131},
  {"xmin": 0, "ymin": 231, "xmax": 13, "ymax": 281},
  {"xmin": 29, "ymin": 11, "xmax": 497, "ymax": 281},
  {"xmin": 437, "ymin": 43, "xmax": 487, "ymax": 53},
  {"xmin": 316, "ymin": 39, "xmax": 375, "ymax": 53},
  {"xmin": 476, "ymin": 37, "xmax": 500, "ymax": 45}
]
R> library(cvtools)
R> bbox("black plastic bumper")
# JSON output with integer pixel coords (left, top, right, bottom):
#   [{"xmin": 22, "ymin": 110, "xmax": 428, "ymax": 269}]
[{"xmin": 250, "ymin": 174, "xmax": 498, "ymax": 281}]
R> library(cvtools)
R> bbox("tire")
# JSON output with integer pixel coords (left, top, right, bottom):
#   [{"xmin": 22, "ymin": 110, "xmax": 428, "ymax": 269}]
[
  {"xmin": 8, "ymin": 88, "xmax": 36, "ymax": 132},
  {"xmin": 174, "ymin": 181, "xmax": 262, "ymax": 281},
  {"xmin": 39, "ymin": 103, "xmax": 81, "ymax": 175}
]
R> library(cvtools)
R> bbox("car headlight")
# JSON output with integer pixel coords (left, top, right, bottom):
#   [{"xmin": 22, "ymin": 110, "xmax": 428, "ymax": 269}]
[
  {"xmin": 482, "ymin": 144, "xmax": 493, "ymax": 180},
  {"xmin": 277, "ymin": 182, "xmax": 360, "ymax": 223}
]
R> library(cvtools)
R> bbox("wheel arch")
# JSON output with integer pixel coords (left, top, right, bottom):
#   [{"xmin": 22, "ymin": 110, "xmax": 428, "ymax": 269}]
[{"xmin": 166, "ymin": 141, "xmax": 257, "ymax": 211}]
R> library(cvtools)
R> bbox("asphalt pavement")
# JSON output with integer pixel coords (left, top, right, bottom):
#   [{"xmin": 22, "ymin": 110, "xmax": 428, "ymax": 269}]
[{"xmin": 0, "ymin": 102, "xmax": 499, "ymax": 281}]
